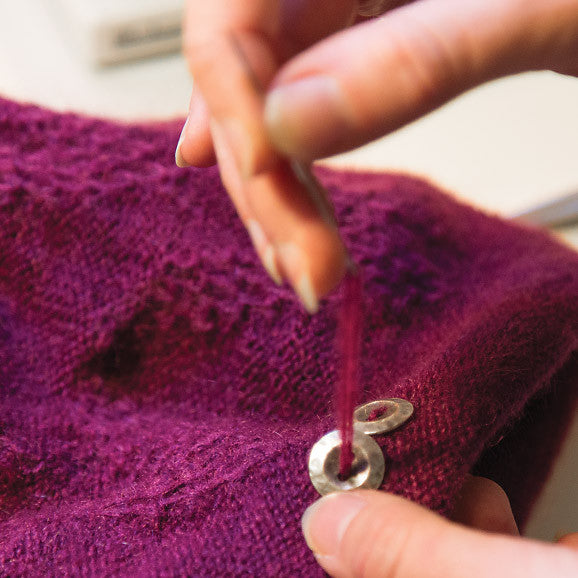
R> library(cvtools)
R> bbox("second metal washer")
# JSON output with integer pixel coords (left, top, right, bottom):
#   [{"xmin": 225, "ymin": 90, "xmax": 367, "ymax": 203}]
[{"xmin": 354, "ymin": 398, "xmax": 414, "ymax": 435}]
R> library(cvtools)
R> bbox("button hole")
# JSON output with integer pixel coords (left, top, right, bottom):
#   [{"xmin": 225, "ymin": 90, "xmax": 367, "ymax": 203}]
[
  {"xmin": 336, "ymin": 450, "xmax": 368, "ymax": 481},
  {"xmin": 367, "ymin": 406, "xmax": 390, "ymax": 421}
]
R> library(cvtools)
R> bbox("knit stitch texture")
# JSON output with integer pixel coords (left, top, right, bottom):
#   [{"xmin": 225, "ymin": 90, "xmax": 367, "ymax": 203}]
[{"xmin": 0, "ymin": 97, "xmax": 577, "ymax": 577}]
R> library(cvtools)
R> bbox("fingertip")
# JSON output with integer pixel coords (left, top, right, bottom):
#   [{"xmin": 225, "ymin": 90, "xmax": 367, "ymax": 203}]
[
  {"xmin": 175, "ymin": 119, "xmax": 191, "ymax": 168},
  {"xmin": 452, "ymin": 475, "xmax": 519, "ymax": 535},
  {"xmin": 175, "ymin": 124, "xmax": 217, "ymax": 169},
  {"xmin": 176, "ymin": 90, "xmax": 218, "ymax": 169},
  {"xmin": 301, "ymin": 492, "xmax": 368, "ymax": 558},
  {"xmin": 301, "ymin": 490, "xmax": 436, "ymax": 578},
  {"xmin": 245, "ymin": 162, "xmax": 348, "ymax": 311},
  {"xmin": 246, "ymin": 220, "xmax": 283, "ymax": 286},
  {"xmin": 263, "ymin": 86, "xmax": 300, "ymax": 158}
]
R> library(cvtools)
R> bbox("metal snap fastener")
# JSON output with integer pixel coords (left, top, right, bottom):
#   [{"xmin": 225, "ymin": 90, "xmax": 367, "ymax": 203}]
[
  {"xmin": 308, "ymin": 430, "xmax": 385, "ymax": 496},
  {"xmin": 353, "ymin": 398, "xmax": 414, "ymax": 435}
]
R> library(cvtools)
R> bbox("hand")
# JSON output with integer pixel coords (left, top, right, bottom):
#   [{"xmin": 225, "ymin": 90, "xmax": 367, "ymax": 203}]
[
  {"xmin": 301, "ymin": 476, "xmax": 578, "ymax": 577},
  {"xmin": 177, "ymin": 0, "xmax": 357, "ymax": 313},
  {"xmin": 177, "ymin": 0, "xmax": 578, "ymax": 312}
]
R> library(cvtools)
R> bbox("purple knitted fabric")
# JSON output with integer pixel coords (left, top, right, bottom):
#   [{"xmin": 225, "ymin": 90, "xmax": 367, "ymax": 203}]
[{"xmin": 0, "ymin": 97, "xmax": 577, "ymax": 576}]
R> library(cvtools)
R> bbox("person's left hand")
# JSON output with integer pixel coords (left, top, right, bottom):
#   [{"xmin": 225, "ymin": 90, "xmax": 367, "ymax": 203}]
[{"xmin": 301, "ymin": 475, "xmax": 578, "ymax": 577}]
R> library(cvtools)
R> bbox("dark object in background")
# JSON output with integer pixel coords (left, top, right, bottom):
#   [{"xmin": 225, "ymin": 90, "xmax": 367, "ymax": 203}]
[{"xmin": 514, "ymin": 191, "xmax": 578, "ymax": 228}]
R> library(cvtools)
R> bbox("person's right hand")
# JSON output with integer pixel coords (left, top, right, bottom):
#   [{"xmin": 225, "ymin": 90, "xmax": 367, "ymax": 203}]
[
  {"xmin": 177, "ymin": 1, "xmax": 359, "ymax": 313},
  {"xmin": 177, "ymin": 0, "xmax": 578, "ymax": 313}
]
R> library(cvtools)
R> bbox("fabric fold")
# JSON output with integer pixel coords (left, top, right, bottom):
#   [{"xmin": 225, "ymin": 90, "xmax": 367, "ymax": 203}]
[{"xmin": 0, "ymin": 98, "xmax": 576, "ymax": 576}]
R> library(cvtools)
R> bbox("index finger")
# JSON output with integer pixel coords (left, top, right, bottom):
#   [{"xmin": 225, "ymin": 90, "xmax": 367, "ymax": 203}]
[
  {"xmin": 181, "ymin": 0, "xmax": 358, "ymax": 177},
  {"xmin": 183, "ymin": 2, "xmax": 281, "ymax": 178},
  {"xmin": 180, "ymin": 1, "xmax": 357, "ymax": 308}
]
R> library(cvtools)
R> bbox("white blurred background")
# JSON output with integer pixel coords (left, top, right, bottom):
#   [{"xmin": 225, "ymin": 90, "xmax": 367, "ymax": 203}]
[{"xmin": 0, "ymin": 0, "xmax": 576, "ymax": 541}]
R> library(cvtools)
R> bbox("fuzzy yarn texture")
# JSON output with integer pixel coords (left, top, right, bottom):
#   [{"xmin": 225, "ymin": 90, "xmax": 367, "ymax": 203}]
[{"xmin": 0, "ymin": 96, "xmax": 577, "ymax": 577}]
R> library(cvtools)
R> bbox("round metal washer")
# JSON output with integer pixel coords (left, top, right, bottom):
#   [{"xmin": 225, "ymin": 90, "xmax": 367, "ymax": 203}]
[
  {"xmin": 354, "ymin": 398, "xmax": 414, "ymax": 435},
  {"xmin": 308, "ymin": 430, "xmax": 385, "ymax": 496}
]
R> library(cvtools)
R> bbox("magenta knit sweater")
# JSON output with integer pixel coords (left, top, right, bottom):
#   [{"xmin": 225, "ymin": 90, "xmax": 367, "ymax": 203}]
[{"xmin": 0, "ymin": 98, "xmax": 577, "ymax": 576}]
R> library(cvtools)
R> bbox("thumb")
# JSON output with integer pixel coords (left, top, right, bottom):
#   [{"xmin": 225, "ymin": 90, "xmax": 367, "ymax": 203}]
[
  {"xmin": 301, "ymin": 491, "xmax": 578, "ymax": 578},
  {"xmin": 265, "ymin": 0, "xmax": 578, "ymax": 161}
]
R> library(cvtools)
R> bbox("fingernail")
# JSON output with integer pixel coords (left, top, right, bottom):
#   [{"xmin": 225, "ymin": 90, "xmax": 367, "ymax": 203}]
[
  {"xmin": 302, "ymin": 493, "xmax": 367, "ymax": 557},
  {"xmin": 217, "ymin": 119, "xmax": 253, "ymax": 179},
  {"xmin": 246, "ymin": 220, "xmax": 283, "ymax": 285},
  {"xmin": 175, "ymin": 118, "xmax": 190, "ymax": 168},
  {"xmin": 265, "ymin": 76, "xmax": 345, "ymax": 158},
  {"xmin": 296, "ymin": 274, "xmax": 318, "ymax": 315},
  {"xmin": 276, "ymin": 243, "xmax": 319, "ymax": 314}
]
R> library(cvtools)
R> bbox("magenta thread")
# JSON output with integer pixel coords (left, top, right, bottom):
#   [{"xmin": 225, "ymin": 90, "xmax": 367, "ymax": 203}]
[{"xmin": 337, "ymin": 267, "xmax": 363, "ymax": 479}]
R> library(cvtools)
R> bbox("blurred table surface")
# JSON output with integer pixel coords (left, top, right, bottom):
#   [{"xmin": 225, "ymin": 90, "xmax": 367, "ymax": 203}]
[{"xmin": 0, "ymin": 0, "xmax": 576, "ymax": 541}]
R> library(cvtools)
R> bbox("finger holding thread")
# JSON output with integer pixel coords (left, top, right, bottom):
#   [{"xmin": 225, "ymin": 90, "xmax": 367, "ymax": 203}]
[
  {"xmin": 210, "ymin": 117, "xmax": 347, "ymax": 309},
  {"xmin": 178, "ymin": 1, "xmax": 357, "ymax": 308},
  {"xmin": 209, "ymin": 34, "xmax": 348, "ymax": 308},
  {"xmin": 186, "ymin": 31, "xmax": 280, "ymax": 179},
  {"xmin": 246, "ymin": 162, "xmax": 348, "ymax": 312},
  {"xmin": 180, "ymin": 1, "xmax": 358, "ymax": 179},
  {"xmin": 210, "ymin": 121, "xmax": 283, "ymax": 286}
]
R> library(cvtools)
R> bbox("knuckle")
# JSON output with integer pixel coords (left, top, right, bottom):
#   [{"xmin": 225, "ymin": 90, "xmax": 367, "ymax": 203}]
[
  {"xmin": 380, "ymin": 12, "xmax": 470, "ymax": 107},
  {"xmin": 183, "ymin": 38, "xmax": 217, "ymax": 78}
]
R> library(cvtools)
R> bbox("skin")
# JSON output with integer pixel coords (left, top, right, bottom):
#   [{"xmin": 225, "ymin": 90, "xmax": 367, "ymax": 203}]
[
  {"xmin": 176, "ymin": 2, "xmax": 578, "ymax": 574},
  {"xmin": 177, "ymin": 0, "xmax": 578, "ymax": 312}
]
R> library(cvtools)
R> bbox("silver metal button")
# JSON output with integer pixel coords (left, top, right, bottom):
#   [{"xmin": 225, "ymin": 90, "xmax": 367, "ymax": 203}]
[
  {"xmin": 308, "ymin": 430, "xmax": 385, "ymax": 496},
  {"xmin": 353, "ymin": 398, "xmax": 414, "ymax": 435}
]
